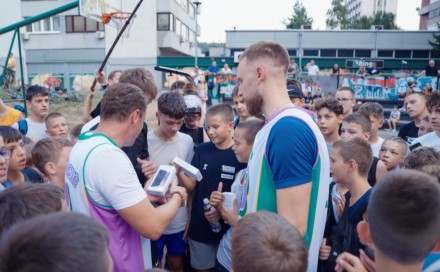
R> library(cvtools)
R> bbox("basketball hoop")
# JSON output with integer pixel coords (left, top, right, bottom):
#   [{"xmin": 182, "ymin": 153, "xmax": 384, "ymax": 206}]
[{"xmin": 109, "ymin": 12, "xmax": 136, "ymax": 38}]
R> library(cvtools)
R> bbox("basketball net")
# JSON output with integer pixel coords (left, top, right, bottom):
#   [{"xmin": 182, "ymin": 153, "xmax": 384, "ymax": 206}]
[{"xmin": 109, "ymin": 12, "xmax": 136, "ymax": 39}]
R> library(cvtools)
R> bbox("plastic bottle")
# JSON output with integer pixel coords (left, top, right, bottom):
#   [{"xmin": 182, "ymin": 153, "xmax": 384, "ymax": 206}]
[{"xmin": 203, "ymin": 198, "xmax": 221, "ymax": 233}]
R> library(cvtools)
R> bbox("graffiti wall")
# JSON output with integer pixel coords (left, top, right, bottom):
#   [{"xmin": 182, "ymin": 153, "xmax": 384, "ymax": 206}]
[{"xmin": 28, "ymin": 73, "xmax": 99, "ymax": 92}]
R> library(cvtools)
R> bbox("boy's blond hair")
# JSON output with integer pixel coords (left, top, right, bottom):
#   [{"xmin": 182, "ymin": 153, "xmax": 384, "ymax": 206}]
[
  {"xmin": 332, "ymin": 137, "xmax": 373, "ymax": 176},
  {"xmin": 232, "ymin": 211, "xmax": 308, "ymax": 272},
  {"xmin": 368, "ymin": 170, "xmax": 440, "ymax": 264},
  {"xmin": 206, "ymin": 103, "xmax": 234, "ymax": 122},
  {"xmin": 44, "ymin": 112, "xmax": 65, "ymax": 128},
  {"xmin": 31, "ymin": 138, "xmax": 72, "ymax": 176}
]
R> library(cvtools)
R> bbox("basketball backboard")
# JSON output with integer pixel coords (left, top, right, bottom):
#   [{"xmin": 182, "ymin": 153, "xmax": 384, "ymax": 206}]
[{"xmin": 79, "ymin": 0, "xmax": 122, "ymax": 24}]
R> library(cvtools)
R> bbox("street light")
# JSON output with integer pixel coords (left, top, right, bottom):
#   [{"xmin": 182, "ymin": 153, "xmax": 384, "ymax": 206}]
[{"xmin": 193, "ymin": 1, "xmax": 201, "ymax": 67}]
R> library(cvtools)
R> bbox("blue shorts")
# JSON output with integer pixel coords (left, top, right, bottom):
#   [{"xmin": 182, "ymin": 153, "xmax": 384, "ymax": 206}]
[{"xmin": 156, "ymin": 231, "xmax": 186, "ymax": 260}]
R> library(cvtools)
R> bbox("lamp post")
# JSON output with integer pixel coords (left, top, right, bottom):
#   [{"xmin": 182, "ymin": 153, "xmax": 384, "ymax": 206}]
[{"xmin": 193, "ymin": 1, "xmax": 201, "ymax": 67}]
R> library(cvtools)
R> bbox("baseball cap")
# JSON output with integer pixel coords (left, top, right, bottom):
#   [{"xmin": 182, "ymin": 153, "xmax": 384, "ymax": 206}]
[{"xmin": 287, "ymin": 85, "xmax": 304, "ymax": 99}]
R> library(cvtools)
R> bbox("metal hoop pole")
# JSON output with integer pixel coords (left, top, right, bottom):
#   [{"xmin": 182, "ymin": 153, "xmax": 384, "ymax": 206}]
[{"xmin": 90, "ymin": 0, "xmax": 144, "ymax": 91}]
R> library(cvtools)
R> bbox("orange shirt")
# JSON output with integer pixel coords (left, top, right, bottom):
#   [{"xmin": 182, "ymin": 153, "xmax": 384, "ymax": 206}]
[{"xmin": 0, "ymin": 107, "xmax": 22, "ymax": 126}]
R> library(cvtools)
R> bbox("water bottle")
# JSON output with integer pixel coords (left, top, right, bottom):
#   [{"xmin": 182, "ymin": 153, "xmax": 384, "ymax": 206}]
[{"xmin": 203, "ymin": 198, "xmax": 221, "ymax": 233}]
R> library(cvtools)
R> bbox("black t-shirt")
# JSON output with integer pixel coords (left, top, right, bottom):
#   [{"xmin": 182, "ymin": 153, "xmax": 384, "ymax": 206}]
[
  {"xmin": 425, "ymin": 65, "xmax": 439, "ymax": 76},
  {"xmin": 188, "ymin": 142, "xmax": 247, "ymax": 244},
  {"xmin": 22, "ymin": 168, "xmax": 44, "ymax": 184},
  {"xmin": 179, "ymin": 125, "xmax": 204, "ymax": 150},
  {"xmin": 398, "ymin": 121, "xmax": 419, "ymax": 145},
  {"xmin": 367, "ymin": 157, "xmax": 379, "ymax": 187},
  {"xmin": 90, "ymin": 102, "xmax": 102, "ymax": 119},
  {"xmin": 122, "ymin": 123, "xmax": 149, "ymax": 186}
]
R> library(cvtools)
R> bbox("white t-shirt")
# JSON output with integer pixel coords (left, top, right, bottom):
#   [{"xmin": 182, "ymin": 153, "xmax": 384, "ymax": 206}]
[
  {"xmin": 13, "ymin": 117, "xmax": 47, "ymax": 142},
  {"xmin": 307, "ymin": 64, "xmax": 320, "ymax": 76},
  {"xmin": 65, "ymin": 132, "xmax": 151, "ymax": 270},
  {"xmin": 81, "ymin": 116, "xmax": 101, "ymax": 133},
  {"xmin": 371, "ymin": 137, "xmax": 385, "ymax": 158},
  {"xmin": 148, "ymin": 131, "xmax": 194, "ymax": 234},
  {"xmin": 410, "ymin": 131, "xmax": 440, "ymax": 151}
]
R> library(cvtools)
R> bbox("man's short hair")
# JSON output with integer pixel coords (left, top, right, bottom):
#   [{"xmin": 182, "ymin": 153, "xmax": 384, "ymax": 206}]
[
  {"xmin": 31, "ymin": 138, "xmax": 73, "ymax": 176},
  {"xmin": 240, "ymin": 41, "xmax": 290, "ymax": 74},
  {"xmin": 402, "ymin": 147, "xmax": 440, "ymax": 170},
  {"xmin": 108, "ymin": 69, "xmax": 122, "ymax": 81},
  {"xmin": 158, "ymin": 92, "xmax": 186, "ymax": 119},
  {"xmin": 368, "ymin": 170, "xmax": 440, "ymax": 264},
  {"xmin": 25, "ymin": 85, "xmax": 49, "ymax": 101},
  {"xmin": 333, "ymin": 137, "xmax": 373, "ymax": 176},
  {"xmin": 358, "ymin": 102, "xmax": 384, "ymax": 120},
  {"xmin": 405, "ymin": 92, "xmax": 426, "ymax": 101},
  {"xmin": 235, "ymin": 119, "xmax": 264, "ymax": 145},
  {"xmin": 119, "ymin": 68, "xmax": 158, "ymax": 101},
  {"xmin": 100, "ymin": 83, "xmax": 147, "ymax": 123},
  {"xmin": 314, "ymin": 98, "xmax": 344, "ymax": 116},
  {"xmin": 0, "ymin": 183, "xmax": 64, "ymax": 235},
  {"xmin": 418, "ymin": 164, "xmax": 440, "ymax": 183},
  {"xmin": 44, "ymin": 112, "xmax": 65, "ymax": 127},
  {"xmin": 344, "ymin": 112, "xmax": 372, "ymax": 133},
  {"xmin": 426, "ymin": 91, "xmax": 440, "ymax": 114},
  {"xmin": 232, "ymin": 211, "xmax": 308, "ymax": 272},
  {"xmin": 0, "ymin": 212, "xmax": 110, "ymax": 272},
  {"xmin": 336, "ymin": 86, "xmax": 355, "ymax": 97},
  {"xmin": 0, "ymin": 125, "xmax": 22, "ymax": 143},
  {"xmin": 206, "ymin": 103, "xmax": 234, "ymax": 122}
]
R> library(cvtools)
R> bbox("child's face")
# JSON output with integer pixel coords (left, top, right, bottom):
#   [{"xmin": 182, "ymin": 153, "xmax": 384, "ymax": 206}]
[
  {"xmin": 26, "ymin": 95, "xmax": 49, "ymax": 120},
  {"xmin": 341, "ymin": 121, "xmax": 370, "ymax": 141},
  {"xmin": 206, "ymin": 114, "xmax": 233, "ymax": 147},
  {"xmin": 184, "ymin": 113, "xmax": 200, "ymax": 129},
  {"xmin": 379, "ymin": 141, "xmax": 405, "ymax": 171},
  {"xmin": 317, "ymin": 108, "xmax": 342, "ymax": 136},
  {"xmin": 0, "ymin": 136, "xmax": 10, "ymax": 183},
  {"xmin": 336, "ymin": 90, "xmax": 355, "ymax": 115},
  {"xmin": 233, "ymin": 95, "xmax": 250, "ymax": 119},
  {"xmin": 46, "ymin": 116, "xmax": 68, "ymax": 138},
  {"xmin": 156, "ymin": 112, "xmax": 184, "ymax": 139},
  {"xmin": 418, "ymin": 119, "xmax": 434, "ymax": 137},
  {"xmin": 429, "ymin": 106, "xmax": 440, "ymax": 133},
  {"xmin": 7, "ymin": 139, "xmax": 26, "ymax": 171},
  {"xmin": 369, "ymin": 116, "xmax": 383, "ymax": 135},
  {"xmin": 330, "ymin": 148, "xmax": 349, "ymax": 183},
  {"xmin": 232, "ymin": 127, "xmax": 252, "ymax": 163}
]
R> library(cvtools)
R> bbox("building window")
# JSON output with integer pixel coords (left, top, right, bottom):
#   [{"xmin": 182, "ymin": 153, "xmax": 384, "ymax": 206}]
[
  {"xmin": 413, "ymin": 50, "xmax": 430, "ymax": 59},
  {"xmin": 189, "ymin": 4, "xmax": 195, "ymax": 18},
  {"xmin": 320, "ymin": 49, "xmax": 337, "ymax": 57},
  {"xmin": 394, "ymin": 50, "xmax": 411, "ymax": 58},
  {"xmin": 355, "ymin": 50, "xmax": 371, "ymax": 58},
  {"xmin": 24, "ymin": 16, "xmax": 60, "ymax": 33},
  {"xmin": 182, "ymin": 24, "xmax": 189, "ymax": 41},
  {"xmin": 157, "ymin": 13, "xmax": 173, "ymax": 31},
  {"xmin": 287, "ymin": 49, "xmax": 297, "ymax": 57},
  {"xmin": 303, "ymin": 49, "xmax": 319, "ymax": 57},
  {"xmin": 338, "ymin": 49, "xmax": 354, "ymax": 57},
  {"xmin": 378, "ymin": 50, "xmax": 393, "ymax": 57},
  {"xmin": 65, "ymin": 15, "xmax": 104, "ymax": 33},
  {"xmin": 175, "ymin": 18, "xmax": 181, "ymax": 36}
]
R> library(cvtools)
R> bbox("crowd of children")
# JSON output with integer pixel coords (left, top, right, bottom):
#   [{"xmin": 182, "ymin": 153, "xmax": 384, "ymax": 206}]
[{"xmin": 0, "ymin": 40, "xmax": 439, "ymax": 272}]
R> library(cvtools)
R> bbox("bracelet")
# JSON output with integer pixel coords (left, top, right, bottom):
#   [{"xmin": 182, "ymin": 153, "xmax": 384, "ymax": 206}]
[{"xmin": 171, "ymin": 191, "xmax": 185, "ymax": 207}]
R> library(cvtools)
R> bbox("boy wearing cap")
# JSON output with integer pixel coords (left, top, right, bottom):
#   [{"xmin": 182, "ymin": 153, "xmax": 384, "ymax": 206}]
[{"xmin": 287, "ymin": 82, "xmax": 315, "ymax": 118}]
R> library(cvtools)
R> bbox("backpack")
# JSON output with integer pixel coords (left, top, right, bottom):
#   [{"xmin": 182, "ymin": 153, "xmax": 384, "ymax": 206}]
[
  {"xmin": 17, "ymin": 119, "xmax": 28, "ymax": 136},
  {"xmin": 323, "ymin": 193, "xmax": 368, "ymax": 272}
]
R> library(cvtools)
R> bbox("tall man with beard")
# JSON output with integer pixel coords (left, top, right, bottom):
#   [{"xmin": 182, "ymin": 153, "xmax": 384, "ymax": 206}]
[{"xmin": 236, "ymin": 41, "xmax": 330, "ymax": 272}]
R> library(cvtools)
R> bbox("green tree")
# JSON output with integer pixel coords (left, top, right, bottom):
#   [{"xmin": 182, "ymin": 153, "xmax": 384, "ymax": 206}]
[
  {"xmin": 326, "ymin": 0, "xmax": 350, "ymax": 29},
  {"xmin": 351, "ymin": 16, "xmax": 372, "ymax": 29},
  {"xmin": 429, "ymin": 23, "xmax": 440, "ymax": 57},
  {"xmin": 371, "ymin": 11, "xmax": 399, "ymax": 29},
  {"xmin": 284, "ymin": 0, "xmax": 313, "ymax": 29},
  {"xmin": 351, "ymin": 11, "xmax": 399, "ymax": 29}
]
